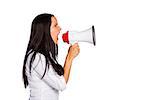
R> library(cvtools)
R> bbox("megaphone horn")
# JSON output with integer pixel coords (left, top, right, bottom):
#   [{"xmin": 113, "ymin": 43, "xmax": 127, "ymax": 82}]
[{"xmin": 62, "ymin": 25, "xmax": 96, "ymax": 46}]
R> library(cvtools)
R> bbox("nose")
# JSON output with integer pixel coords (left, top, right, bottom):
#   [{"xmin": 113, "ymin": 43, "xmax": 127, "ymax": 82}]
[{"xmin": 58, "ymin": 26, "xmax": 61, "ymax": 31}]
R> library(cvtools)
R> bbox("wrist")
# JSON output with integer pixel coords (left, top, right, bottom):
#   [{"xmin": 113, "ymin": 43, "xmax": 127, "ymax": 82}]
[{"xmin": 66, "ymin": 53, "xmax": 73, "ymax": 62}]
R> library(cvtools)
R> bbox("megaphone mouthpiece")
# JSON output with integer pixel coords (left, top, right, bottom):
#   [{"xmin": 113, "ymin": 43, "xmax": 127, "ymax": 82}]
[{"xmin": 62, "ymin": 31, "xmax": 69, "ymax": 44}]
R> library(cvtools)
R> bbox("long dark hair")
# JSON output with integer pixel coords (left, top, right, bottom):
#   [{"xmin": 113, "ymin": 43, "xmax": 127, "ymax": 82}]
[{"xmin": 22, "ymin": 13, "xmax": 64, "ymax": 88}]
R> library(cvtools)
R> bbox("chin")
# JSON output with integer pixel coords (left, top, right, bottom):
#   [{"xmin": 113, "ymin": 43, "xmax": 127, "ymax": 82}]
[{"xmin": 55, "ymin": 40, "xmax": 58, "ymax": 44}]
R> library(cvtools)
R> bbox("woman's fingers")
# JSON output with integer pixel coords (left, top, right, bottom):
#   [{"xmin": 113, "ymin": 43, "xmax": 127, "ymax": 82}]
[{"xmin": 68, "ymin": 43, "xmax": 80, "ymax": 59}]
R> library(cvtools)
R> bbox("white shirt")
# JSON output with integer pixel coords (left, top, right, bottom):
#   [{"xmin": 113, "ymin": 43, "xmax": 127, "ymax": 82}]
[{"xmin": 26, "ymin": 52, "xmax": 66, "ymax": 100}]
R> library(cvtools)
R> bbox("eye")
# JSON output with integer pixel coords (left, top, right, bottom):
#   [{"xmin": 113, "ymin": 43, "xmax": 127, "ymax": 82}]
[{"xmin": 55, "ymin": 23, "xmax": 58, "ymax": 27}]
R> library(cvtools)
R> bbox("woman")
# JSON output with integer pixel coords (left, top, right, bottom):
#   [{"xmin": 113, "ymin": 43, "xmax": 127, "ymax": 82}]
[{"xmin": 22, "ymin": 13, "xmax": 80, "ymax": 100}]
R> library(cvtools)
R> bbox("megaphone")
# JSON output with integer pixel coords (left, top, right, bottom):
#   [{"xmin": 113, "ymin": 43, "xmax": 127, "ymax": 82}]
[{"xmin": 62, "ymin": 25, "xmax": 96, "ymax": 46}]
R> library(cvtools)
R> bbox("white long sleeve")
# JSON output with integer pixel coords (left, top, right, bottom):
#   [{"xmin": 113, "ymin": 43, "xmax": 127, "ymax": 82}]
[{"xmin": 26, "ymin": 52, "xmax": 66, "ymax": 100}]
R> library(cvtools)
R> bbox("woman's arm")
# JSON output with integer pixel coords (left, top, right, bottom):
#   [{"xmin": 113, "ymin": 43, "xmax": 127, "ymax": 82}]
[{"xmin": 63, "ymin": 43, "xmax": 80, "ymax": 83}]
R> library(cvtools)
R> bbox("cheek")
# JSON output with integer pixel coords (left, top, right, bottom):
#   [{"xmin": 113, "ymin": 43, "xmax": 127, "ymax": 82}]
[
  {"xmin": 54, "ymin": 28, "xmax": 60, "ymax": 35},
  {"xmin": 51, "ymin": 31, "xmax": 56, "ymax": 38},
  {"xmin": 51, "ymin": 27, "xmax": 56, "ymax": 32},
  {"xmin": 51, "ymin": 31, "xmax": 58, "ymax": 40}
]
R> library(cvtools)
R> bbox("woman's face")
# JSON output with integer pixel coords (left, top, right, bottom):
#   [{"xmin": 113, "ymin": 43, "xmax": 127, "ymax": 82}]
[{"xmin": 50, "ymin": 16, "xmax": 61, "ymax": 44}]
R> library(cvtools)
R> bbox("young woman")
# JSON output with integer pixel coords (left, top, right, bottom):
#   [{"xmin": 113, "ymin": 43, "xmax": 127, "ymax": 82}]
[{"xmin": 22, "ymin": 13, "xmax": 80, "ymax": 100}]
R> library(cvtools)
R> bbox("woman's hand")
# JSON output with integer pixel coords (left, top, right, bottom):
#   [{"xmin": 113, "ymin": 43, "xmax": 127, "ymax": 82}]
[{"xmin": 67, "ymin": 43, "xmax": 80, "ymax": 60}]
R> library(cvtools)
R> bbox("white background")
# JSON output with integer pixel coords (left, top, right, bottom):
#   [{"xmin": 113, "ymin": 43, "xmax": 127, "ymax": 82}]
[{"xmin": 0, "ymin": 0, "xmax": 150, "ymax": 100}]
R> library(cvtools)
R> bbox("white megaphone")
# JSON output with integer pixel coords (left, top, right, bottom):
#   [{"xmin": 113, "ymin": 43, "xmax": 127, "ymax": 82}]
[{"xmin": 62, "ymin": 25, "xmax": 96, "ymax": 46}]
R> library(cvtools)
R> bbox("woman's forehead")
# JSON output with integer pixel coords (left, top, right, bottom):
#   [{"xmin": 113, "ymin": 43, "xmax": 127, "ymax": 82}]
[{"xmin": 51, "ymin": 16, "xmax": 57, "ymax": 24}]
